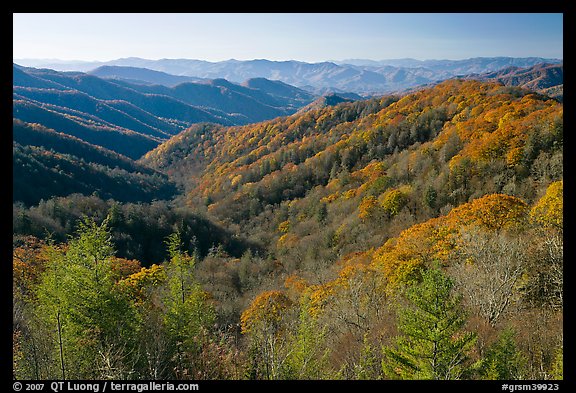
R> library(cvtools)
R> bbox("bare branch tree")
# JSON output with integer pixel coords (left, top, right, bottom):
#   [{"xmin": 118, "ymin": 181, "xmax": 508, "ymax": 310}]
[{"xmin": 449, "ymin": 228, "xmax": 528, "ymax": 327}]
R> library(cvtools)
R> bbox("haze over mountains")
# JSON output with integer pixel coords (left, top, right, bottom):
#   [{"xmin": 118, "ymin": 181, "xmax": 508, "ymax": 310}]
[
  {"xmin": 13, "ymin": 64, "xmax": 317, "ymax": 157},
  {"xmin": 12, "ymin": 56, "xmax": 563, "ymax": 206},
  {"xmin": 12, "ymin": 64, "xmax": 315, "ymax": 205},
  {"xmin": 15, "ymin": 56, "xmax": 561, "ymax": 95},
  {"xmin": 90, "ymin": 65, "xmax": 207, "ymax": 87}
]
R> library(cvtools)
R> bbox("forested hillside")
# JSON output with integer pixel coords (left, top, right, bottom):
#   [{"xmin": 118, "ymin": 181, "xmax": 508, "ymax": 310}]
[
  {"xmin": 143, "ymin": 79, "xmax": 561, "ymax": 230},
  {"xmin": 13, "ymin": 119, "xmax": 178, "ymax": 206},
  {"xmin": 13, "ymin": 65, "xmax": 317, "ymax": 158},
  {"xmin": 13, "ymin": 79, "xmax": 563, "ymax": 381},
  {"xmin": 464, "ymin": 62, "xmax": 563, "ymax": 101},
  {"xmin": 12, "ymin": 65, "xmax": 320, "ymax": 208}
]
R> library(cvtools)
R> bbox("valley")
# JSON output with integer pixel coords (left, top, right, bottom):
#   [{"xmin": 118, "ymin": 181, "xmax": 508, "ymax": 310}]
[{"xmin": 12, "ymin": 56, "xmax": 563, "ymax": 381}]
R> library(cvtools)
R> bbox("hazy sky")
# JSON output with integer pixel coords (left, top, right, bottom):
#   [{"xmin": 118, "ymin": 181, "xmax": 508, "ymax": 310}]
[{"xmin": 13, "ymin": 13, "xmax": 563, "ymax": 62}]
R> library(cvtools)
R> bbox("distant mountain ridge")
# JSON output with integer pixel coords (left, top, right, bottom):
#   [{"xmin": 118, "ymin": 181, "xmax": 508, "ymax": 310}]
[
  {"xmin": 89, "ymin": 65, "xmax": 206, "ymax": 86},
  {"xmin": 15, "ymin": 56, "xmax": 562, "ymax": 94},
  {"xmin": 297, "ymin": 93, "xmax": 355, "ymax": 114},
  {"xmin": 462, "ymin": 62, "xmax": 563, "ymax": 100},
  {"xmin": 13, "ymin": 65, "xmax": 317, "ymax": 159},
  {"xmin": 12, "ymin": 64, "xmax": 320, "ymax": 205}
]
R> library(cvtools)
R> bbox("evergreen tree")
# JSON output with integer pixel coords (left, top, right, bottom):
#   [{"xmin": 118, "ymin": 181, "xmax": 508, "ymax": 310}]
[
  {"xmin": 316, "ymin": 202, "xmax": 328, "ymax": 224},
  {"xmin": 282, "ymin": 294, "xmax": 331, "ymax": 379},
  {"xmin": 480, "ymin": 328, "xmax": 526, "ymax": 380},
  {"xmin": 162, "ymin": 231, "xmax": 216, "ymax": 378},
  {"xmin": 33, "ymin": 244, "xmax": 68, "ymax": 379},
  {"xmin": 382, "ymin": 267, "xmax": 477, "ymax": 380},
  {"xmin": 549, "ymin": 346, "xmax": 563, "ymax": 380},
  {"xmin": 35, "ymin": 216, "xmax": 139, "ymax": 379}
]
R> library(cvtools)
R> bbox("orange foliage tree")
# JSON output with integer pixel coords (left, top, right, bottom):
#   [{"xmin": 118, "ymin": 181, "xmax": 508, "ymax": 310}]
[
  {"xmin": 372, "ymin": 193, "xmax": 529, "ymax": 287},
  {"xmin": 241, "ymin": 290, "xmax": 293, "ymax": 335}
]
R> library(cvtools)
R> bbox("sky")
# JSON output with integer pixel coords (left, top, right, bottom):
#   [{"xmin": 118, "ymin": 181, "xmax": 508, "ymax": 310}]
[{"xmin": 13, "ymin": 13, "xmax": 563, "ymax": 62}]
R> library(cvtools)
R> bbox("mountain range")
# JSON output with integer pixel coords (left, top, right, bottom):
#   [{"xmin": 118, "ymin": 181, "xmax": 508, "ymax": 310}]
[
  {"xmin": 13, "ymin": 64, "xmax": 317, "ymax": 158},
  {"xmin": 89, "ymin": 65, "xmax": 206, "ymax": 86},
  {"xmin": 12, "ymin": 65, "xmax": 316, "ymax": 205},
  {"xmin": 12, "ymin": 57, "xmax": 563, "ymax": 207},
  {"xmin": 12, "ymin": 49, "xmax": 565, "ymax": 382},
  {"xmin": 15, "ymin": 56, "xmax": 562, "ymax": 94}
]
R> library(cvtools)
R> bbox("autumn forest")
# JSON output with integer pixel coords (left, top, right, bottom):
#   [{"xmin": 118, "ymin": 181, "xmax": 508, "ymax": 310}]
[{"xmin": 13, "ymin": 65, "xmax": 563, "ymax": 382}]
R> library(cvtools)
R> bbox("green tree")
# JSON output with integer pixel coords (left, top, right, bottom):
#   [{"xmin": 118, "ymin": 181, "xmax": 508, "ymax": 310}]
[
  {"xmin": 479, "ymin": 329, "xmax": 526, "ymax": 380},
  {"xmin": 162, "ymin": 231, "xmax": 216, "ymax": 378},
  {"xmin": 382, "ymin": 267, "xmax": 477, "ymax": 380},
  {"xmin": 35, "ymin": 216, "xmax": 139, "ymax": 379},
  {"xmin": 379, "ymin": 188, "xmax": 408, "ymax": 218},
  {"xmin": 282, "ymin": 294, "xmax": 331, "ymax": 379},
  {"xmin": 549, "ymin": 346, "xmax": 563, "ymax": 380},
  {"xmin": 316, "ymin": 202, "xmax": 328, "ymax": 224},
  {"xmin": 32, "ymin": 244, "xmax": 68, "ymax": 379},
  {"xmin": 423, "ymin": 185, "xmax": 437, "ymax": 209},
  {"xmin": 354, "ymin": 333, "xmax": 384, "ymax": 380}
]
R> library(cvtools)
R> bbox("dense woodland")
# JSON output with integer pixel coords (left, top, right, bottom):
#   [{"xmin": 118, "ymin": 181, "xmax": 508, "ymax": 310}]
[
  {"xmin": 13, "ymin": 119, "xmax": 179, "ymax": 206},
  {"xmin": 13, "ymin": 79, "xmax": 563, "ymax": 380}
]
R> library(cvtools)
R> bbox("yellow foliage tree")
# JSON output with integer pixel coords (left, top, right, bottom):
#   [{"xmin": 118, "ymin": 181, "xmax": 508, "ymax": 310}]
[
  {"xmin": 530, "ymin": 180, "xmax": 563, "ymax": 230},
  {"xmin": 372, "ymin": 220, "xmax": 439, "ymax": 287},
  {"xmin": 379, "ymin": 188, "xmax": 409, "ymax": 217},
  {"xmin": 118, "ymin": 264, "xmax": 166, "ymax": 305},
  {"xmin": 241, "ymin": 290, "xmax": 294, "ymax": 379},
  {"xmin": 277, "ymin": 220, "xmax": 291, "ymax": 233}
]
